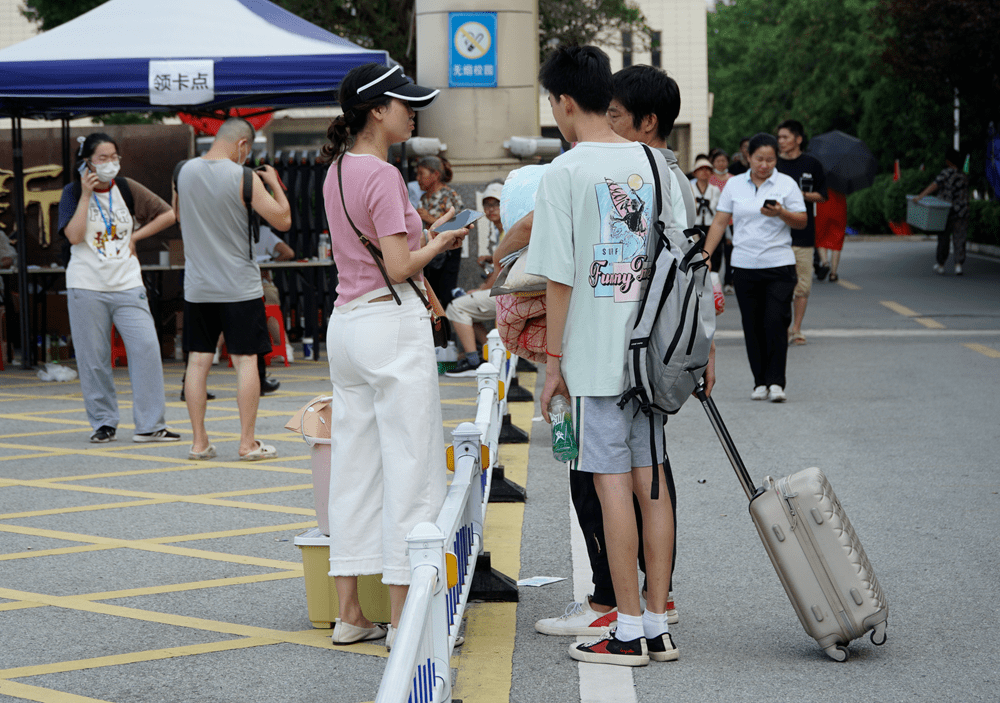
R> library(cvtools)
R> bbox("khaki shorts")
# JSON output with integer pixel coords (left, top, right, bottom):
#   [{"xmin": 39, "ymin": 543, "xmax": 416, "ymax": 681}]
[
  {"xmin": 445, "ymin": 288, "xmax": 496, "ymax": 326},
  {"xmin": 792, "ymin": 246, "xmax": 813, "ymax": 298}
]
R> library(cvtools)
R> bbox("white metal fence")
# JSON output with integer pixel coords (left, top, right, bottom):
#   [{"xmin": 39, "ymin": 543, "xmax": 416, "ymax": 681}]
[{"xmin": 375, "ymin": 331, "xmax": 517, "ymax": 703}]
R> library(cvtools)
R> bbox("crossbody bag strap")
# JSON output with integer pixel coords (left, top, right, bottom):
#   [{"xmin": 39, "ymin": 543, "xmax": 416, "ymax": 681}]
[
  {"xmin": 336, "ymin": 156, "xmax": 436, "ymax": 317},
  {"xmin": 338, "ymin": 156, "xmax": 403, "ymax": 305}
]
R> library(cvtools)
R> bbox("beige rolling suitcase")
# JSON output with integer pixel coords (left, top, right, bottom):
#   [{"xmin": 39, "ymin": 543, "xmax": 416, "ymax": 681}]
[{"xmin": 696, "ymin": 385, "xmax": 888, "ymax": 661}]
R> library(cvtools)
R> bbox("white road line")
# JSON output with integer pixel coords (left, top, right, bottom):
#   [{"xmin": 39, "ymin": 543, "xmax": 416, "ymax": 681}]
[
  {"xmin": 570, "ymin": 483, "xmax": 637, "ymax": 703},
  {"xmin": 716, "ymin": 328, "xmax": 1000, "ymax": 339}
]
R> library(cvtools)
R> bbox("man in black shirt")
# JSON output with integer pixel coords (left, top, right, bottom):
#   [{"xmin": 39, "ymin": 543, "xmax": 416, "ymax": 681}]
[
  {"xmin": 728, "ymin": 136, "xmax": 751, "ymax": 176},
  {"xmin": 776, "ymin": 120, "xmax": 827, "ymax": 346}
]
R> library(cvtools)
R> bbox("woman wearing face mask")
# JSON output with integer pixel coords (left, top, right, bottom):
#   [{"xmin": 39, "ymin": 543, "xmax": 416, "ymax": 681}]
[
  {"xmin": 57, "ymin": 133, "xmax": 179, "ymax": 444},
  {"xmin": 708, "ymin": 148, "xmax": 732, "ymax": 191},
  {"xmin": 319, "ymin": 63, "xmax": 467, "ymax": 650},
  {"xmin": 415, "ymin": 155, "xmax": 464, "ymax": 309},
  {"xmin": 703, "ymin": 133, "xmax": 807, "ymax": 403}
]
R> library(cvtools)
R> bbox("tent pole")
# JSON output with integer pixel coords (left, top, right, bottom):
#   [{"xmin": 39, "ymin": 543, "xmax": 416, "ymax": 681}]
[
  {"xmin": 61, "ymin": 119, "xmax": 72, "ymax": 186},
  {"xmin": 11, "ymin": 117, "xmax": 34, "ymax": 369}
]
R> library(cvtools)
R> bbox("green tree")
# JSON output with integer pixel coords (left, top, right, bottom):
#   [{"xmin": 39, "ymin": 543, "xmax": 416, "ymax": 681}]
[
  {"xmin": 538, "ymin": 0, "xmax": 649, "ymax": 58},
  {"xmin": 707, "ymin": 0, "xmax": 879, "ymax": 153},
  {"xmin": 706, "ymin": 0, "xmax": 957, "ymax": 178},
  {"xmin": 278, "ymin": 0, "xmax": 649, "ymax": 74},
  {"xmin": 20, "ymin": 0, "xmax": 104, "ymax": 29},
  {"xmin": 24, "ymin": 0, "xmax": 650, "ymax": 79}
]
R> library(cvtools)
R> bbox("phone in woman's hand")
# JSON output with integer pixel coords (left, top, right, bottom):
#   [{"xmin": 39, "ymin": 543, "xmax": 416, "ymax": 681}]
[{"xmin": 763, "ymin": 199, "xmax": 777, "ymax": 208}]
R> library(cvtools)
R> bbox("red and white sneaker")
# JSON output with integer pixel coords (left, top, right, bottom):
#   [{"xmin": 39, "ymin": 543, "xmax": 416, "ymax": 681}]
[
  {"xmin": 535, "ymin": 596, "xmax": 617, "ymax": 636},
  {"xmin": 641, "ymin": 589, "xmax": 679, "ymax": 625},
  {"xmin": 667, "ymin": 591, "xmax": 678, "ymax": 625},
  {"xmin": 569, "ymin": 628, "xmax": 649, "ymax": 666},
  {"xmin": 647, "ymin": 631, "xmax": 679, "ymax": 662}
]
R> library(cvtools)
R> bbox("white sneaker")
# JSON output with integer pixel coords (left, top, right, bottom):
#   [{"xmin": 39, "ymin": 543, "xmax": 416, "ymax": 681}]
[
  {"xmin": 954, "ymin": 264, "xmax": 963, "ymax": 275},
  {"xmin": 933, "ymin": 263, "xmax": 945, "ymax": 274},
  {"xmin": 751, "ymin": 385, "xmax": 768, "ymax": 401},
  {"xmin": 640, "ymin": 589, "xmax": 679, "ymax": 625},
  {"xmin": 535, "ymin": 596, "xmax": 617, "ymax": 636},
  {"xmin": 768, "ymin": 385, "xmax": 787, "ymax": 402}
]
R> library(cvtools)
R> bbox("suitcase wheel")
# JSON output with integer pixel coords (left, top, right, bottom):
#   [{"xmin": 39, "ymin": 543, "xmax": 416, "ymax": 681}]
[
  {"xmin": 870, "ymin": 621, "xmax": 887, "ymax": 646},
  {"xmin": 824, "ymin": 644, "xmax": 850, "ymax": 662}
]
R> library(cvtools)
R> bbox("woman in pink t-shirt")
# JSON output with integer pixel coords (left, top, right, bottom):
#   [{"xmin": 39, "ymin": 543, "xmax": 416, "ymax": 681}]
[{"xmin": 319, "ymin": 63, "xmax": 468, "ymax": 650}]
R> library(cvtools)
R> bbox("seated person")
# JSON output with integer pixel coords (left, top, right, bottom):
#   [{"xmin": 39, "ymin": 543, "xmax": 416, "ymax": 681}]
[
  {"xmin": 444, "ymin": 183, "xmax": 504, "ymax": 377},
  {"xmin": 255, "ymin": 226, "xmax": 294, "ymax": 347}
]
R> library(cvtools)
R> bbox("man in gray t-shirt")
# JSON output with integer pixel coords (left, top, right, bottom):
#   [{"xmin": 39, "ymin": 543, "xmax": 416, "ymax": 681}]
[{"xmin": 173, "ymin": 117, "xmax": 291, "ymax": 462}]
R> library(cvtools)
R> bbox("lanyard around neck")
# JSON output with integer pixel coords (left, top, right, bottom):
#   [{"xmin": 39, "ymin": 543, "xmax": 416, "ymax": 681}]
[{"xmin": 91, "ymin": 184, "xmax": 115, "ymax": 235}]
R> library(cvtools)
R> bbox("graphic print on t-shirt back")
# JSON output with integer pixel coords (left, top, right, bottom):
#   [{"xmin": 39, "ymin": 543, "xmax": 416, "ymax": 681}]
[{"xmin": 590, "ymin": 174, "xmax": 653, "ymax": 303}]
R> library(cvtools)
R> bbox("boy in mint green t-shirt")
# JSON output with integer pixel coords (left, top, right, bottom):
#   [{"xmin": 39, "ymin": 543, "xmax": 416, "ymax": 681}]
[{"xmin": 525, "ymin": 45, "xmax": 677, "ymax": 667}]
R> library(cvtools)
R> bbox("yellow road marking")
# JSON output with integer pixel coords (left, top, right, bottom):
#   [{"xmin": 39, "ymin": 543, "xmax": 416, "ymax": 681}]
[
  {"xmin": 0, "ymin": 637, "xmax": 276, "ymax": 679},
  {"xmin": 880, "ymin": 300, "xmax": 918, "ymax": 317},
  {"xmin": 964, "ymin": 343, "xmax": 1000, "ymax": 358},
  {"xmin": 837, "ymin": 279, "xmax": 861, "ymax": 290},
  {"xmin": 880, "ymin": 300, "xmax": 945, "ymax": 328},
  {"xmin": 0, "ymin": 679, "xmax": 113, "ymax": 703},
  {"xmin": 452, "ymin": 381, "xmax": 533, "ymax": 703}
]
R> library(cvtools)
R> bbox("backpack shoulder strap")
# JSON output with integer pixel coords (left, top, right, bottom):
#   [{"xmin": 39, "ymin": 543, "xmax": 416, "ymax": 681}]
[
  {"xmin": 641, "ymin": 144, "xmax": 663, "ymax": 217},
  {"xmin": 172, "ymin": 159, "xmax": 188, "ymax": 191},
  {"xmin": 115, "ymin": 177, "xmax": 135, "ymax": 218},
  {"xmin": 243, "ymin": 166, "xmax": 259, "ymax": 260}
]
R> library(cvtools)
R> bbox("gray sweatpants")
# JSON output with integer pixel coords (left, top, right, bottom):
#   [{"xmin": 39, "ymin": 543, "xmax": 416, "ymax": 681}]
[{"xmin": 67, "ymin": 287, "xmax": 167, "ymax": 434}]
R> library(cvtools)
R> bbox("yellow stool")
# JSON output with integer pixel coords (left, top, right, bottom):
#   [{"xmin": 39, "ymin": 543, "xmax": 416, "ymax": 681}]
[{"xmin": 295, "ymin": 528, "xmax": 391, "ymax": 628}]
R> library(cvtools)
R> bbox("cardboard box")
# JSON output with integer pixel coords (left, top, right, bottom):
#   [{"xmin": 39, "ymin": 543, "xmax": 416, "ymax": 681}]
[
  {"xmin": 285, "ymin": 396, "xmax": 333, "ymax": 440},
  {"xmin": 287, "ymin": 396, "xmax": 334, "ymax": 534},
  {"xmin": 295, "ymin": 528, "xmax": 390, "ymax": 628}
]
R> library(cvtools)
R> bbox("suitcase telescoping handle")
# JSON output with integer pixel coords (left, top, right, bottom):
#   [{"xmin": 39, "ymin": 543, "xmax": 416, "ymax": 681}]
[{"xmin": 694, "ymin": 379, "xmax": 758, "ymax": 502}]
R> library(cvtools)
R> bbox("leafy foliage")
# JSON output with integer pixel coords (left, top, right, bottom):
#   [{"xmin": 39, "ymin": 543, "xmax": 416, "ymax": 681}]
[
  {"xmin": 707, "ymin": 0, "xmax": 880, "ymax": 153},
  {"xmin": 21, "ymin": 0, "xmax": 104, "ymax": 29},
  {"xmin": 968, "ymin": 200, "xmax": 1000, "ymax": 244},
  {"xmin": 877, "ymin": 0, "xmax": 1000, "ymax": 120},
  {"xmin": 882, "ymin": 168, "xmax": 929, "ymax": 223},
  {"xmin": 276, "ymin": 0, "xmax": 418, "ymax": 75},
  {"xmin": 846, "ymin": 174, "xmax": 892, "ymax": 233},
  {"xmin": 538, "ymin": 0, "xmax": 649, "ymax": 57}
]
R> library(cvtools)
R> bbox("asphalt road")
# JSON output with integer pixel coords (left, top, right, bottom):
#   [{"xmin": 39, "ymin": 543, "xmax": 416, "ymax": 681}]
[
  {"xmin": 513, "ymin": 238, "xmax": 1000, "ymax": 702},
  {"xmin": 0, "ymin": 236, "xmax": 995, "ymax": 703}
]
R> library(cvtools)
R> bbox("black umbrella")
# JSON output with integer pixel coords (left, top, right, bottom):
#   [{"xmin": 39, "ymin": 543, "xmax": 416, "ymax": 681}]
[{"xmin": 807, "ymin": 130, "xmax": 878, "ymax": 194}]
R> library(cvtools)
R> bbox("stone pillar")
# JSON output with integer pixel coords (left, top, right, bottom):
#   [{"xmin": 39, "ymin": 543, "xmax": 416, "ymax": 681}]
[{"xmin": 415, "ymin": 0, "xmax": 539, "ymax": 184}]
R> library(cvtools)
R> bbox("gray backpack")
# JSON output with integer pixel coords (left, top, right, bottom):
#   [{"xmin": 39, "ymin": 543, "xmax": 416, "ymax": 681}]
[{"xmin": 618, "ymin": 145, "xmax": 716, "ymax": 498}]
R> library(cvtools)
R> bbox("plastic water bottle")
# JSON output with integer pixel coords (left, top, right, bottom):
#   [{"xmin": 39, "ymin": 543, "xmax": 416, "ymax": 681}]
[
  {"xmin": 318, "ymin": 232, "xmax": 331, "ymax": 261},
  {"xmin": 549, "ymin": 395, "xmax": 578, "ymax": 462},
  {"xmin": 711, "ymin": 271, "xmax": 725, "ymax": 315}
]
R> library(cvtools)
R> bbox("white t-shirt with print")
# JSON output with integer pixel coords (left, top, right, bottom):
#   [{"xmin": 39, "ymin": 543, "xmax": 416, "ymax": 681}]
[
  {"xmin": 525, "ymin": 141, "xmax": 659, "ymax": 397},
  {"xmin": 65, "ymin": 184, "xmax": 142, "ymax": 292}
]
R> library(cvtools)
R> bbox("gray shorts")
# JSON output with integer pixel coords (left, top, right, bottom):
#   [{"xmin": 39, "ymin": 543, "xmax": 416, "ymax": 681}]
[{"xmin": 570, "ymin": 396, "xmax": 665, "ymax": 474}]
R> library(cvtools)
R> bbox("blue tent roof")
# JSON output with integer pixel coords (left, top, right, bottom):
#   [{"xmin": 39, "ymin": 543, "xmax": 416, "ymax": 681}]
[{"xmin": 0, "ymin": 0, "xmax": 389, "ymax": 118}]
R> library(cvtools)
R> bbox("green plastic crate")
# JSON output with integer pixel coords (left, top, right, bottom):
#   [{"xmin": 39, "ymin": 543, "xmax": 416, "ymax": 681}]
[{"xmin": 906, "ymin": 195, "xmax": 952, "ymax": 232}]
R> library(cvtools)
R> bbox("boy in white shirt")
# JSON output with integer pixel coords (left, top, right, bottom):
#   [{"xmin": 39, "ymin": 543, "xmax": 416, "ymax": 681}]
[{"xmin": 526, "ymin": 46, "xmax": 679, "ymax": 667}]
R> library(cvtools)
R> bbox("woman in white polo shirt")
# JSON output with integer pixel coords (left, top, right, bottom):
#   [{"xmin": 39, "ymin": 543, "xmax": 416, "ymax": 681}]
[{"xmin": 704, "ymin": 133, "xmax": 807, "ymax": 402}]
